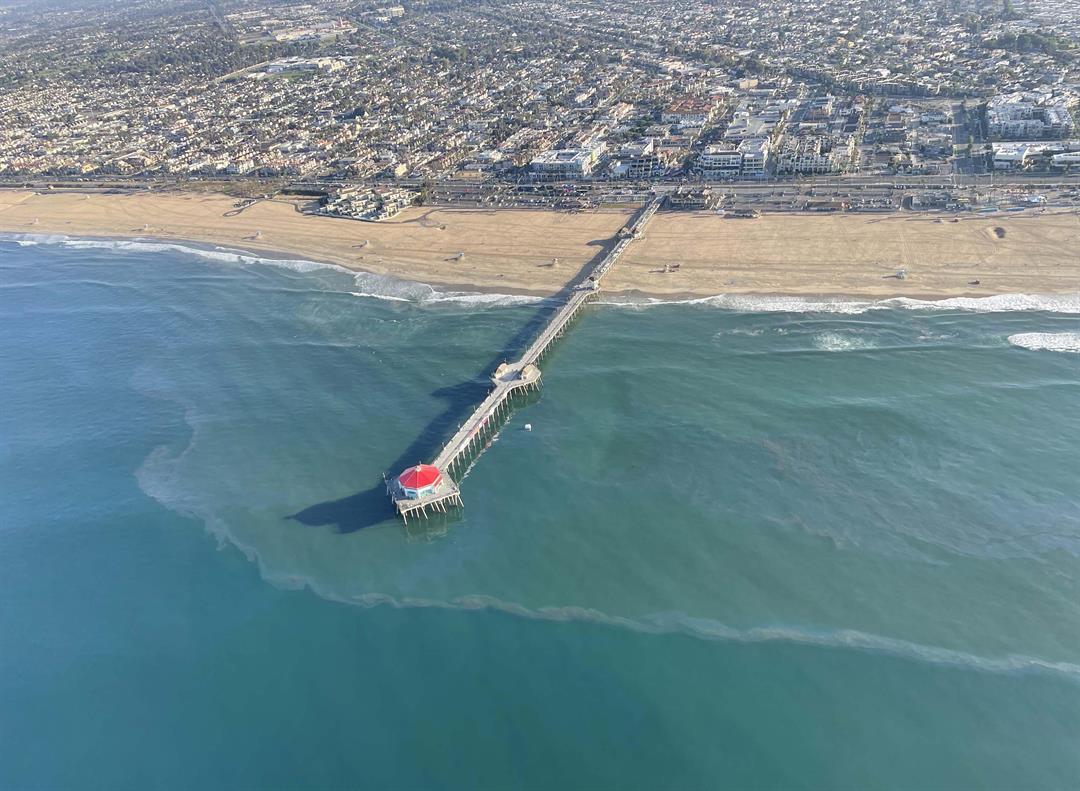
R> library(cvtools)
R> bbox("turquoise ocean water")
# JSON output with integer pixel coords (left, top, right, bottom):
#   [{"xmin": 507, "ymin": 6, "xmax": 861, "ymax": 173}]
[{"xmin": 2, "ymin": 235, "xmax": 1080, "ymax": 789}]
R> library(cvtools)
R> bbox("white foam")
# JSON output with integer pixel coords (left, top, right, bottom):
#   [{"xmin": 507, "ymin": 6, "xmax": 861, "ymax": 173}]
[
  {"xmin": 58, "ymin": 236, "xmax": 344, "ymax": 273},
  {"xmin": 713, "ymin": 327, "xmax": 765, "ymax": 337},
  {"xmin": 349, "ymin": 291, "xmax": 412, "ymax": 303},
  {"xmin": 347, "ymin": 274, "xmax": 544, "ymax": 307},
  {"xmin": 600, "ymin": 292, "xmax": 1080, "ymax": 315},
  {"xmin": 3, "ymin": 232, "xmax": 543, "ymax": 308},
  {"xmin": 812, "ymin": 331, "xmax": 876, "ymax": 352},
  {"xmin": 420, "ymin": 290, "xmax": 545, "ymax": 307},
  {"xmin": 0, "ymin": 232, "xmax": 69, "ymax": 247},
  {"xmin": 7, "ymin": 232, "xmax": 1080, "ymax": 315},
  {"xmin": 895, "ymin": 294, "xmax": 1080, "ymax": 314},
  {"xmin": 1008, "ymin": 332, "xmax": 1080, "ymax": 353}
]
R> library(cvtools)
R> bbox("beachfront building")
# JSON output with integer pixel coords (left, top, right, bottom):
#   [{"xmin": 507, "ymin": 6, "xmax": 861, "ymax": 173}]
[
  {"xmin": 530, "ymin": 144, "xmax": 604, "ymax": 181},
  {"xmin": 1052, "ymin": 151, "xmax": 1080, "ymax": 170},
  {"xmin": 698, "ymin": 144, "xmax": 743, "ymax": 180},
  {"xmin": 321, "ymin": 187, "xmax": 417, "ymax": 221},
  {"xmin": 776, "ymin": 134, "xmax": 856, "ymax": 174},
  {"xmin": 666, "ymin": 186, "xmax": 718, "ymax": 210},
  {"xmin": 993, "ymin": 140, "xmax": 1080, "ymax": 170},
  {"xmin": 609, "ymin": 138, "xmax": 668, "ymax": 180},
  {"xmin": 738, "ymin": 137, "xmax": 771, "ymax": 178},
  {"xmin": 397, "ymin": 464, "xmax": 443, "ymax": 499}
]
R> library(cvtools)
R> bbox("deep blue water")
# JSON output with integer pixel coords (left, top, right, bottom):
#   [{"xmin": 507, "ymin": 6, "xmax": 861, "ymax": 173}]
[{"xmin": 3, "ymin": 237, "xmax": 1080, "ymax": 789}]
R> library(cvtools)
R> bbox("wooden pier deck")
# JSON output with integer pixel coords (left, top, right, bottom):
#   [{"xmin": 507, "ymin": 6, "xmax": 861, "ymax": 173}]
[{"xmin": 388, "ymin": 197, "xmax": 662, "ymax": 520}]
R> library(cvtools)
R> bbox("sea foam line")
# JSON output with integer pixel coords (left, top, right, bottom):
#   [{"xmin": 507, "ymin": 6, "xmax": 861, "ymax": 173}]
[
  {"xmin": 307, "ymin": 589, "xmax": 1080, "ymax": 683},
  {"xmin": 128, "ymin": 373, "xmax": 1080, "ymax": 686}
]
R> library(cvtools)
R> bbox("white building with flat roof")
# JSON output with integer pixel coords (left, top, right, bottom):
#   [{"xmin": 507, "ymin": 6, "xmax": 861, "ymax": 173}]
[
  {"xmin": 610, "ymin": 138, "xmax": 666, "ymax": 180},
  {"xmin": 988, "ymin": 92, "xmax": 1077, "ymax": 140},
  {"xmin": 738, "ymin": 137, "xmax": 770, "ymax": 177},
  {"xmin": 698, "ymin": 144, "xmax": 742, "ymax": 180},
  {"xmin": 993, "ymin": 140, "xmax": 1080, "ymax": 169},
  {"xmin": 530, "ymin": 144, "xmax": 604, "ymax": 180}
]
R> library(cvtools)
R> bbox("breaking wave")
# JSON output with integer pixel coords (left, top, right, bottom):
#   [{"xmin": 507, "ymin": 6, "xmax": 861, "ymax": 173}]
[
  {"xmin": 1008, "ymin": 332, "xmax": 1080, "ymax": 353},
  {"xmin": 600, "ymin": 292, "xmax": 1080, "ymax": 314},
  {"xmin": 812, "ymin": 331, "xmax": 877, "ymax": 352},
  {"xmin": 6, "ymin": 232, "xmax": 1075, "ymax": 315},
  {"xmin": 1, "ymin": 232, "xmax": 544, "ymax": 307}
]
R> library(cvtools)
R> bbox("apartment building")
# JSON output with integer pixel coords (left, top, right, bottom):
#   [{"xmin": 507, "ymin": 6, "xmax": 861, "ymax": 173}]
[
  {"xmin": 737, "ymin": 137, "xmax": 770, "ymax": 177},
  {"xmin": 661, "ymin": 96, "xmax": 721, "ymax": 128},
  {"xmin": 987, "ymin": 93, "xmax": 1077, "ymax": 140},
  {"xmin": 610, "ymin": 138, "xmax": 668, "ymax": 179},
  {"xmin": 530, "ymin": 144, "xmax": 604, "ymax": 180},
  {"xmin": 698, "ymin": 143, "xmax": 742, "ymax": 179},
  {"xmin": 777, "ymin": 134, "xmax": 855, "ymax": 174}
]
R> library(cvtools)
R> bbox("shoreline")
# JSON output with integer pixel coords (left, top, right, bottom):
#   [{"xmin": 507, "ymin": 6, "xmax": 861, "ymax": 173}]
[
  {"xmin": 0, "ymin": 229, "xmax": 564, "ymax": 300},
  {"xmin": 6, "ymin": 229, "xmax": 1078, "ymax": 313},
  {"xmin": 1, "ymin": 189, "xmax": 1078, "ymax": 301}
]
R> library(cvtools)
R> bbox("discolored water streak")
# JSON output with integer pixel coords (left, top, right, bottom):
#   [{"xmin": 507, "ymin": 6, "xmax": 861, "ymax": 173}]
[{"xmin": 2, "ymin": 238, "xmax": 1080, "ymax": 789}]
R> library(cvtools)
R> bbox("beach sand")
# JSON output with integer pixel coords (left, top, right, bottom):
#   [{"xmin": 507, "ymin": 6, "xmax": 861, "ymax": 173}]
[
  {"xmin": 0, "ymin": 190, "xmax": 629, "ymax": 295},
  {"xmin": 611, "ymin": 210, "xmax": 1080, "ymax": 298},
  {"xmin": 2, "ymin": 189, "xmax": 1078, "ymax": 298}
]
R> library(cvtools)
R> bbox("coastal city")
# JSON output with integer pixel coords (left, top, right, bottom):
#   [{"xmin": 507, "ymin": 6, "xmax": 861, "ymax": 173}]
[
  {"xmin": 1, "ymin": 0, "xmax": 1079, "ymax": 218},
  {"xmin": 5, "ymin": 2, "xmax": 1080, "ymax": 787}
]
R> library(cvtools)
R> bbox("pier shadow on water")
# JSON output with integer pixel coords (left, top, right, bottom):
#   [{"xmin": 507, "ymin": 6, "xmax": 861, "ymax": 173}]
[{"xmin": 286, "ymin": 234, "xmax": 617, "ymax": 534}]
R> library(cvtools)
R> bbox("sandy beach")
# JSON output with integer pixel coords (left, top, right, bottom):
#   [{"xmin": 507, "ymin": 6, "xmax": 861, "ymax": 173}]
[
  {"xmin": 0, "ymin": 190, "xmax": 629, "ymax": 295},
  {"xmin": 1, "ymin": 189, "xmax": 1078, "ymax": 298},
  {"xmin": 612, "ymin": 209, "xmax": 1080, "ymax": 298}
]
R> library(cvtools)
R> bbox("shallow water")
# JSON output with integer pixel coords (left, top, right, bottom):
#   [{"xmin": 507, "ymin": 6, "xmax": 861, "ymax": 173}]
[{"xmin": 3, "ymin": 237, "xmax": 1080, "ymax": 789}]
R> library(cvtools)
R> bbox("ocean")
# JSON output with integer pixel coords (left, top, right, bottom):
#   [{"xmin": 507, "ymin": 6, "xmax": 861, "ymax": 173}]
[{"xmin": 2, "ymin": 235, "xmax": 1080, "ymax": 789}]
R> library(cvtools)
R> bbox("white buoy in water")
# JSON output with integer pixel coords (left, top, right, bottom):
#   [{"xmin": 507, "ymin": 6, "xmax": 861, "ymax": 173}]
[{"xmin": 524, "ymin": 423, "xmax": 532, "ymax": 432}]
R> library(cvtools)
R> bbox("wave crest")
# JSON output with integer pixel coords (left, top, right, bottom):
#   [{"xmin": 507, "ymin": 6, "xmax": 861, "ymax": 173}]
[
  {"xmin": 600, "ymin": 292, "xmax": 1080, "ymax": 314},
  {"xmin": 1008, "ymin": 332, "xmax": 1080, "ymax": 353},
  {"xmin": 812, "ymin": 331, "xmax": 876, "ymax": 352}
]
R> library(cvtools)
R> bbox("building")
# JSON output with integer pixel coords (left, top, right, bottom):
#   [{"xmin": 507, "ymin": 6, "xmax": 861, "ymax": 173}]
[
  {"xmin": 321, "ymin": 186, "xmax": 416, "ymax": 220},
  {"xmin": 777, "ymin": 134, "xmax": 855, "ymax": 174},
  {"xmin": 397, "ymin": 464, "xmax": 443, "ymax": 499},
  {"xmin": 666, "ymin": 186, "xmax": 718, "ymax": 210},
  {"xmin": 530, "ymin": 145, "xmax": 603, "ymax": 181},
  {"xmin": 661, "ymin": 96, "xmax": 720, "ymax": 128},
  {"xmin": 698, "ymin": 143, "xmax": 742, "ymax": 180},
  {"xmin": 987, "ymin": 93, "xmax": 1076, "ymax": 140},
  {"xmin": 993, "ymin": 140, "xmax": 1080, "ymax": 170},
  {"xmin": 610, "ymin": 138, "xmax": 667, "ymax": 180},
  {"xmin": 737, "ymin": 137, "xmax": 770, "ymax": 177},
  {"xmin": 723, "ymin": 98, "xmax": 792, "ymax": 144},
  {"xmin": 1052, "ymin": 151, "xmax": 1080, "ymax": 169}
]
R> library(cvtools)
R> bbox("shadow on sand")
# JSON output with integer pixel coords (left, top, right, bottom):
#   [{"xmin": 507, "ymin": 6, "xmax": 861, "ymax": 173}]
[{"xmin": 286, "ymin": 233, "xmax": 618, "ymax": 534}]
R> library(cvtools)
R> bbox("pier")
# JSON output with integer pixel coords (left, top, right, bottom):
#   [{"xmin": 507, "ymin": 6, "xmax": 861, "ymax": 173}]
[{"xmin": 386, "ymin": 197, "xmax": 661, "ymax": 521}]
